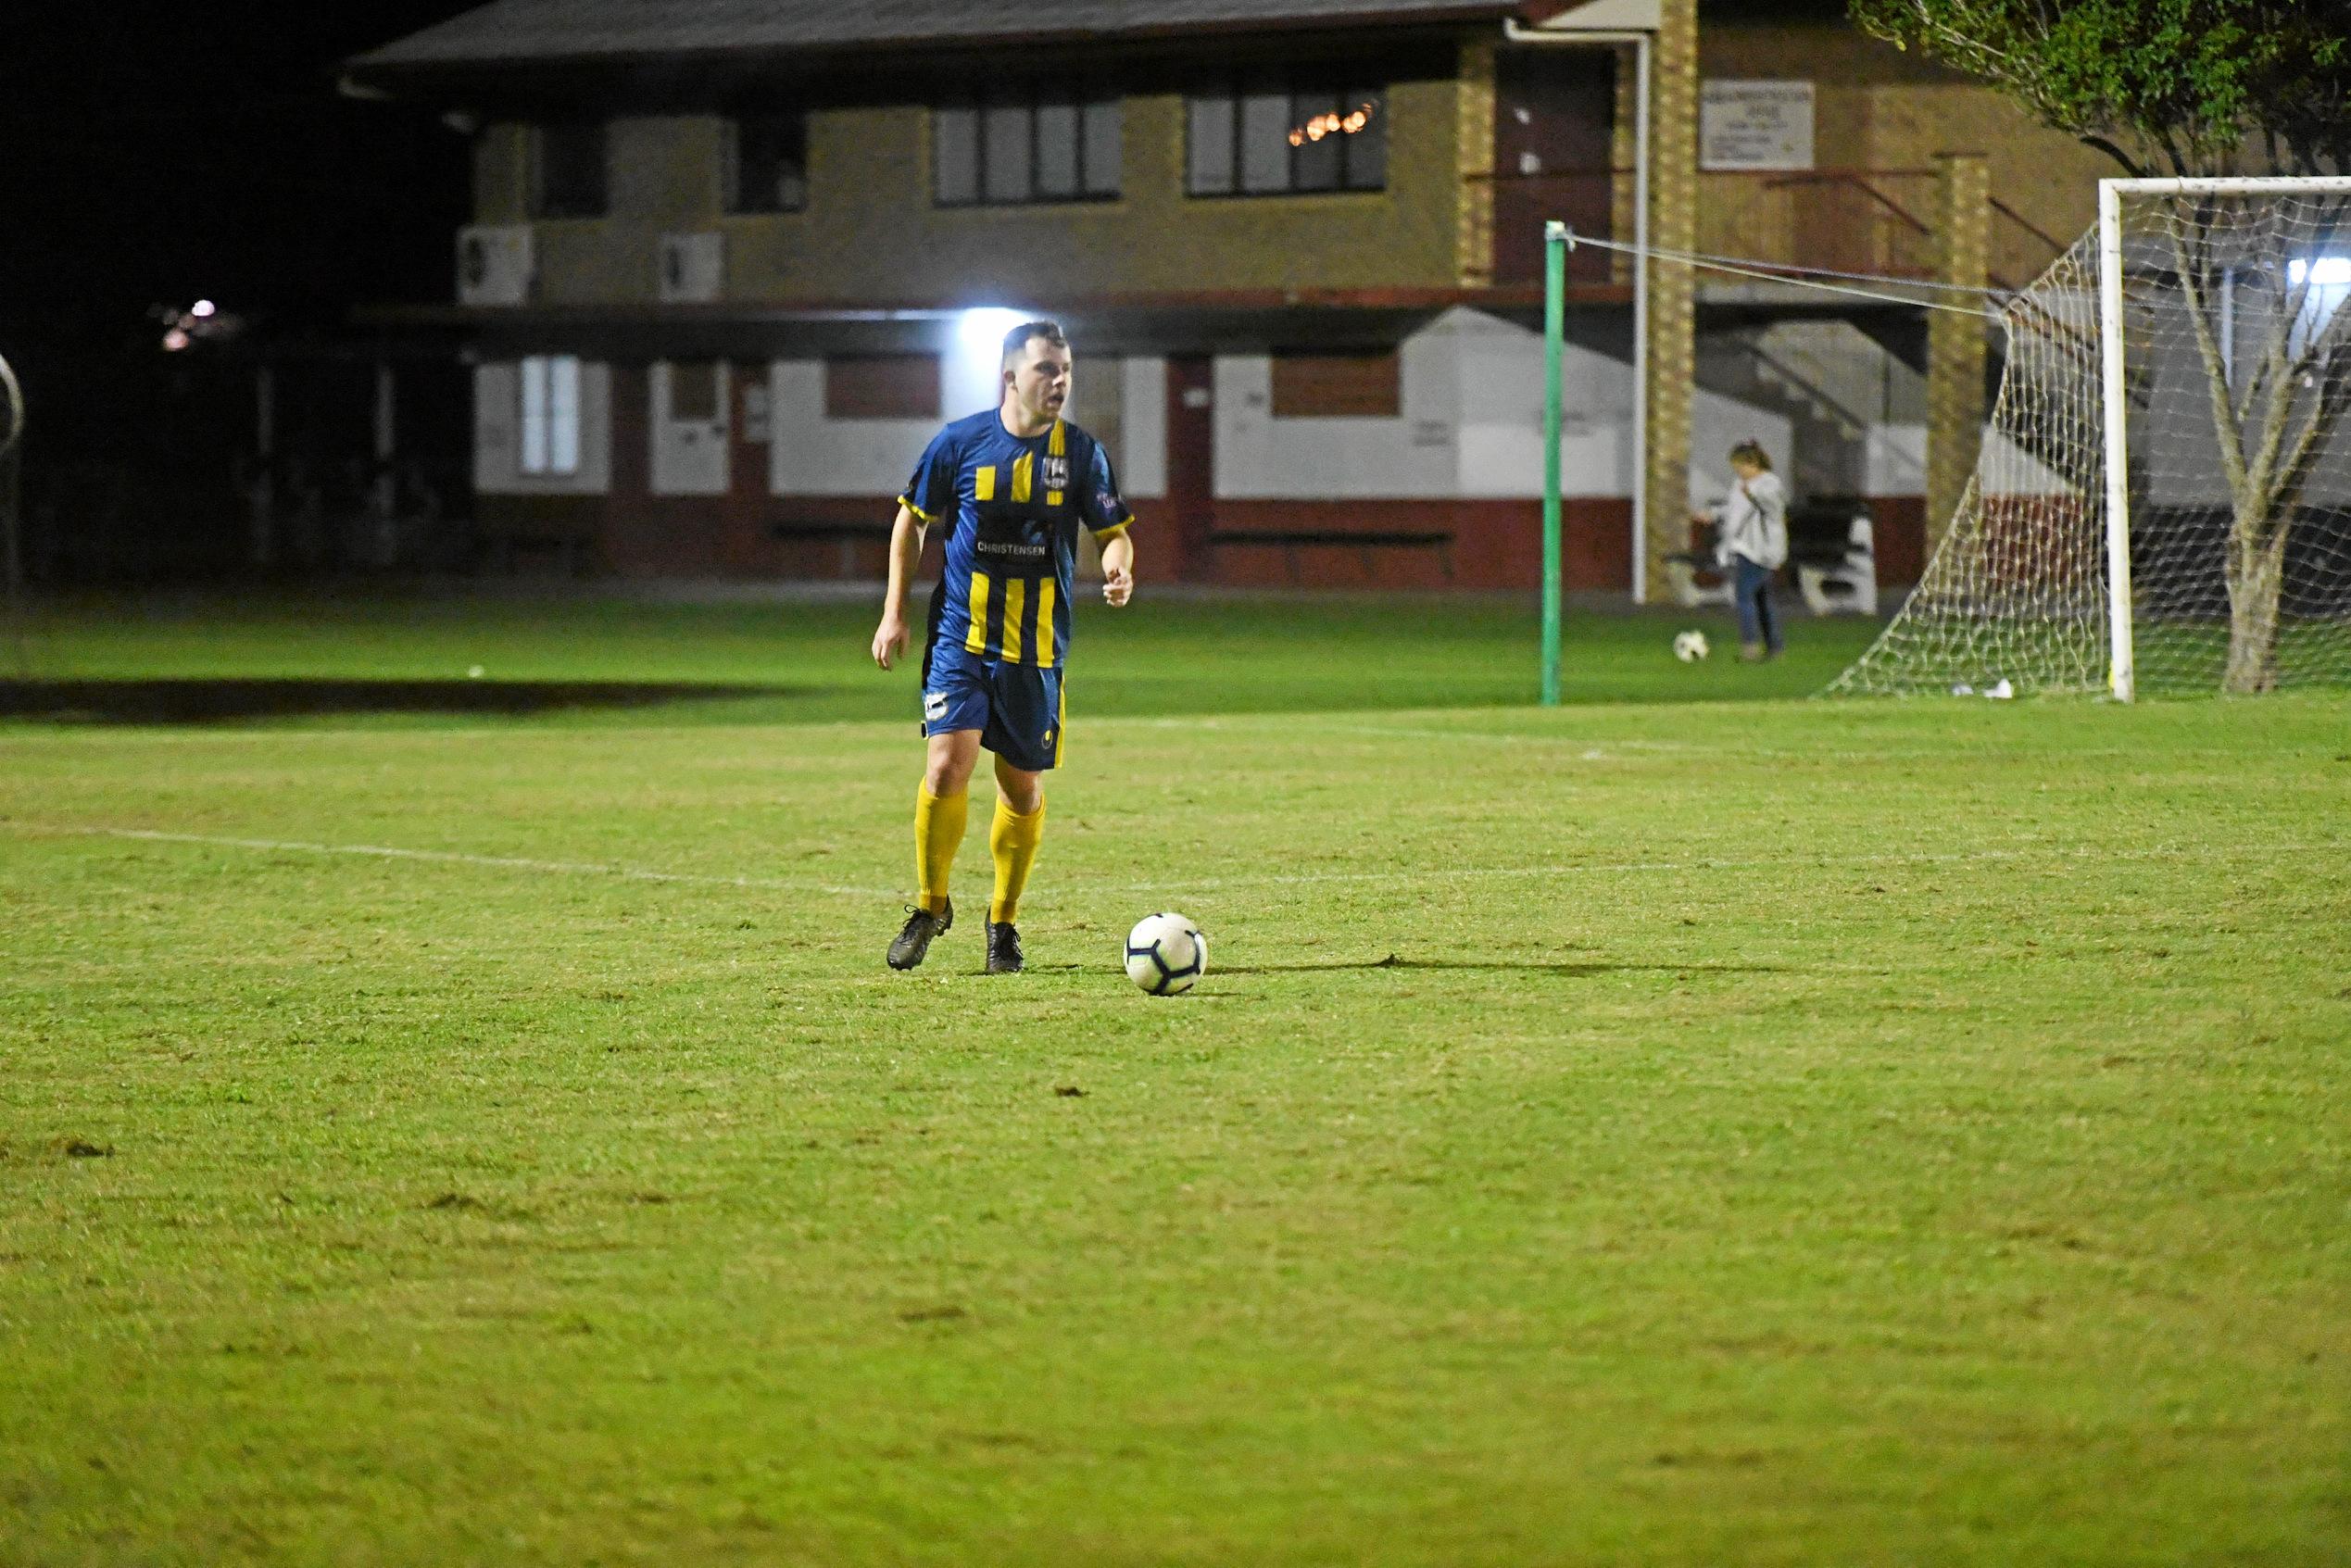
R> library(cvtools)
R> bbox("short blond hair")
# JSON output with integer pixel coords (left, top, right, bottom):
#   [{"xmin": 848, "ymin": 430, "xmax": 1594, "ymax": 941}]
[{"xmin": 1728, "ymin": 439, "xmax": 1772, "ymax": 470}]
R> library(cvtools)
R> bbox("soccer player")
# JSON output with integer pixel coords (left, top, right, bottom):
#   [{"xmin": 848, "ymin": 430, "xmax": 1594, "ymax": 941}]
[{"xmin": 870, "ymin": 320, "xmax": 1136, "ymax": 973}]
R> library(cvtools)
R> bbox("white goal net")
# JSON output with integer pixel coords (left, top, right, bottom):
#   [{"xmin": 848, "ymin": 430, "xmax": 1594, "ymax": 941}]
[{"xmin": 1833, "ymin": 177, "xmax": 2351, "ymax": 698}]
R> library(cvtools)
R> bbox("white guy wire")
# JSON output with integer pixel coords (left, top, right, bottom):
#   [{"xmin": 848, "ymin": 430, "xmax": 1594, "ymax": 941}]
[{"xmin": 1562, "ymin": 229, "xmax": 2010, "ymax": 321}]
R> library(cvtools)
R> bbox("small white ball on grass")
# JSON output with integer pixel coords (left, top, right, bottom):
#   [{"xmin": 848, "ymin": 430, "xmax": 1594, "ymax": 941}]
[{"xmin": 1125, "ymin": 912, "xmax": 1207, "ymax": 996}]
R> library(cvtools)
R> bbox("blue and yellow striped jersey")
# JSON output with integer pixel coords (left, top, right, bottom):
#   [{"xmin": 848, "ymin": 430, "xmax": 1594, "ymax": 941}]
[{"xmin": 900, "ymin": 409, "xmax": 1134, "ymax": 670}]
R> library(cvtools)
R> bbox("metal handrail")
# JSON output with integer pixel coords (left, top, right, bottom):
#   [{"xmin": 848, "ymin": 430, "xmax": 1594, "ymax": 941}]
[
  {"xmin": 1759, "ymin": 169, "xmax": 1935, "ymax": 237},
  {"xmin": 1991, "ymin": 196, "xmax": 2067, "ymax": 255},
  {"xmin": 1746, "ymin": 342, "xmax": 1885, "ymax": 444}
]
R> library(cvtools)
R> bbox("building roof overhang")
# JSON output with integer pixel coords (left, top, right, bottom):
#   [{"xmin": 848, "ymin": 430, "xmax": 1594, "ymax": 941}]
[{"xmin": 346, "ymin": 0, "xmax": 1587, "ymax": 98}]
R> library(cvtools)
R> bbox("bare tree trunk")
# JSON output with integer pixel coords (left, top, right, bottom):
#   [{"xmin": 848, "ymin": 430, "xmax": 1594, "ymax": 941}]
[
  {"xmin": 2221, "ymin": 505, "xmax": 2289, "ymax": 692},
  {"xmin": 2169, "ymin": 204, "xmax": 2349, "ymax": 696}
]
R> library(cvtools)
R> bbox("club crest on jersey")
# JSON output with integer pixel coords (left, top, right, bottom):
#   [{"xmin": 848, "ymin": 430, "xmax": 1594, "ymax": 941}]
[{"xmin": 1042, "ymin": 454, "xmax": 1070, "ymax": 490}]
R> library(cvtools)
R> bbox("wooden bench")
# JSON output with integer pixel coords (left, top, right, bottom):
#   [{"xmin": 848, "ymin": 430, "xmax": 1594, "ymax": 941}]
[
  {"xmin": 771, "ymin": 519, "xmax": 893, "ymax": 575},
  {"xmin": 1208, "ymin": 528, "xmax": 1454, "ymax": 584}
]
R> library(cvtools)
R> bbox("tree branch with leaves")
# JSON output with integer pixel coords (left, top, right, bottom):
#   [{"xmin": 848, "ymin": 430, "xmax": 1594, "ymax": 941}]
[{"xmin": 1851, "ymin": 0, "xmax": 2351, "ymax": 690}]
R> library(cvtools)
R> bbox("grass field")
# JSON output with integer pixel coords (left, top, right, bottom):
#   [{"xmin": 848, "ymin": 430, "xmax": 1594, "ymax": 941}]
[{"xmin": 3, "ymin": 588, "xmax": 2347, "ymax": 1566}]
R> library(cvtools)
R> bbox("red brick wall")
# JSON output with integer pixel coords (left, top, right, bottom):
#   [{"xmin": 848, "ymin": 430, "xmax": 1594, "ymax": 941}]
[
  {"xmin": 1865, "ymin": 495, "xmax": 1927, "ymax": 585},
  {"xmin": 1201, "ymin": 498, "xmax": 1633, "ymax": 591},
  {"xmin": 547, "ymin": 493, "xmax": 1634, "ymax": 591},
  {"xmin": 497, "ymin": 359, "xmax": 1642, "ymax": 595},
  {"xmin": 476, "ymin": 495, "xmax": 605, "ymax": 571}
]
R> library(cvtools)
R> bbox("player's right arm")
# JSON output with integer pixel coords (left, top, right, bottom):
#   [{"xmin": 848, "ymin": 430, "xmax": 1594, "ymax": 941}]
[
  {"xmin": 877, "ymin": 427, "xmax": 959, "ymax": 671},
  {"xmin": 872, "ymin": 502, "xmax": 926, "ymax": 671}
]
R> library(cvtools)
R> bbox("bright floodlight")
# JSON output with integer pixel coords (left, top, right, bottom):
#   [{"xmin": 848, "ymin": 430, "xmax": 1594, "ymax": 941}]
[
  {"xmin": 958, "ymin": 307, "xmax": 1029, "ymax": 348},
  {"xmin": 191, "ymin": 299, "xmax": 218, "ymax": 319}
]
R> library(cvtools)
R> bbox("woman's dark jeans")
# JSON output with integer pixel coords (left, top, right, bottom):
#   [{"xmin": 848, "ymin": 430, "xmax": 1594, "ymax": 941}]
[{"xmin": 1734, "ymin": 557, "xmax": 1782, "ymax": 655}]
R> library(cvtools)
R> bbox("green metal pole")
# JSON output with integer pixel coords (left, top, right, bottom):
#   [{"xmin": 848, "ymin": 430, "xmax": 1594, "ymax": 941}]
[{"xmin": 1540, "ymin": 221, "xmax": 1565, "ymax": 707}]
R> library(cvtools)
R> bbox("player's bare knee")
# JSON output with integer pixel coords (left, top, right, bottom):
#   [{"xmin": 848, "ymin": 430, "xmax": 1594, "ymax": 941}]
[
  {"xmin": 995, "ymin": 761, "xmax": 1044, "ymax": 814},
  {"xmin": 924, "ymin": 737, "xmax": 979, "ymax": 796}
]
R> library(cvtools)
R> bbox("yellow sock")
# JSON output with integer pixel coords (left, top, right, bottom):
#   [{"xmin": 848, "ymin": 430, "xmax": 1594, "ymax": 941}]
[
  {"xmin": 988, "ymin": 796, "xmax": 1046, "ymax": 924},
  {"xmin": 914, "ymin": 785, "xmax": 968, "ymax": 916}
]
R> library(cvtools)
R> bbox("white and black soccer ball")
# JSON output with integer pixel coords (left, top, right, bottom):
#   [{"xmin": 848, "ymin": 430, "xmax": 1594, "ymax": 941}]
[
  {"xmin": 1125, "ymin": 912, "xmax": 1207, "ymax": 996},
  {"xmin": 1673, "ymin": 629, "xmax": 1711, "ymax": 662}
]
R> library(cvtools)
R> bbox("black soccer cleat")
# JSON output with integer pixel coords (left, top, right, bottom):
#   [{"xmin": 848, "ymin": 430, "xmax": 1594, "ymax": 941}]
[
  {"xmin": 986, "ymin": 921, "xmax": 1025, "ymax": 974},
  {"xmin": 886, "ymin": 898, "xmax": 952, "ymax": 970}
]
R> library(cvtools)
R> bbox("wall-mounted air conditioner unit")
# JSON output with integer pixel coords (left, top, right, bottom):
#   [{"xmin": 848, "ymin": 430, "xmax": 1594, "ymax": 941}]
[
  {"xmin": 457, "ymin": 225, "xmax": 534, "ymax": 307},
  {"xmin": 659, "ymin": 232, "xmax": 725, "ymax": 304}
]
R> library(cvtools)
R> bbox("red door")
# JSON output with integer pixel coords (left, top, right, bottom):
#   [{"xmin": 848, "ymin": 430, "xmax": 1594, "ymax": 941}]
[
  {"xmin": 1492, "ymin": 46, "xmax": 1617, "ymax": 287},
  {"xmin": 1164, "ymin": 357, "xmax": 1214, "ymax": 582}
]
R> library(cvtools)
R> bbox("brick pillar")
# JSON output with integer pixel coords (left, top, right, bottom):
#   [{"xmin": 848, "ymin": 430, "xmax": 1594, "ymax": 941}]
[
  {"xmin": 1928, "ymin": 153, "xmax": 1991, "ymax": 554},
  {"xmin": 1609, "ymin": 44, "xmax": 1641, "ymax": 290},
  {"xmin": 1642, "ymin": 0, "xmax": 1698, "ymax": 603},
  {"xmin": 1456, "ymin": 39, "xmax": 1497, "ymax": 287}
]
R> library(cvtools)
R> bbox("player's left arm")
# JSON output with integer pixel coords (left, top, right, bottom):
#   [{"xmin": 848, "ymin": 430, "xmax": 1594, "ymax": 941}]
[
  {"xmin": 1085, "ymin": 442, "xmax": 1136, "ymax": 608},
  {"xmin": 1099, "ymin": 528, "xmax": 1135, "ymax": 607}
]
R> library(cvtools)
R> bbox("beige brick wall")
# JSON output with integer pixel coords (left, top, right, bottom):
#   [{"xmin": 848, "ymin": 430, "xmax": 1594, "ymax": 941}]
[
  {"xmin": 534, "ymin": 119, "xmax": 727, "ymax": 305},
  {"xmin": 494, "ymin": 79, "xmax": 1469, "ymax": 307},
  {"xmin": 1609, "ymin": 44, "xmax": 1641, "ymax": 290},
  {"xmin": 472, "ymin": 125, "xmax": 530, "ymax": 225},
  {"xmin": 1696, "ymin": 23, "xmax": 2114, "ymax": 287},
  {"xmin": 1455, "ymin": 40, "xmax": 1496, "ymax": 287}
]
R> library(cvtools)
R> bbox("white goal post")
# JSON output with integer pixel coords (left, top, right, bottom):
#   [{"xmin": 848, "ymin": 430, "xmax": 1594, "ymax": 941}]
[{"xmin": 1836, "ymin": 173, "xmax": 2351, "ymax": 700}]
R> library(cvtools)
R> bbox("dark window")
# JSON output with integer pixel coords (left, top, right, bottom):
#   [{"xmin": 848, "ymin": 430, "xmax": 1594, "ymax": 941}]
[
  {"xmin": 668, "ymin": 361, "xmax": 722, "ymax": 422},
  {"xmin": 825, "ymin": 356, "xmax": 942, "ymax": 420},
  {"xmin": 1188, "ymin": 77, "xmax": 1386, "ymax": 196},
  {"xmin": 936, "ymin": 90, "xmax": 1121, "ymax": 207},
  {"xmin": 726, "ymin": 114, "xmax": 808, "ymax": 214},
  {"xmin": 1271, "ymin": 352, "xmax": 1402, "ymax": 418},
  {"xmin": 534, "ymin": 121, "xmax": 609, "ymax": 219}
]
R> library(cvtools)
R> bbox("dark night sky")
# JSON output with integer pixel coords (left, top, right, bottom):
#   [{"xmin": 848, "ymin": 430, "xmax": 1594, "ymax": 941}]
[
  {"xmin": 0, "ymin": 0, "xmax": 1874, "ymax": 355},
  {"xmin": 2, "ymin": 2, "xmax": 482, "ymax": 353}
]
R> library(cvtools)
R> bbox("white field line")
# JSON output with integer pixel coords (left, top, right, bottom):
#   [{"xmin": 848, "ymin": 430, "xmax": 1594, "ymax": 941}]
[
  {"xmin": 11, "ymin": 824, "xmax": 896, "ymax": 898},
  {"xmin": 11, "ymin": 822, "xmax": 2338, "ymax": 901},
  {"xmin": 1106, "ymin": 838, "xmax": 2347, "ymax": 893},
  {"xmin": 1116, "ymin": 715, "xmax": 2300, "ymax": 763}
]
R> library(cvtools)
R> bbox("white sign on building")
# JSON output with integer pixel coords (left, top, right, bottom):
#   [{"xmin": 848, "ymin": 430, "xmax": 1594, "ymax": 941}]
[{"xmin": 1700, "ymin": 81, "xmax": 1815, "ymax": 171}]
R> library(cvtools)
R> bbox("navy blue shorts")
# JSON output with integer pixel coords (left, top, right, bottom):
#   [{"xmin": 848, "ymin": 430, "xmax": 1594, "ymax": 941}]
[{"xmin": 921, "ymin": 642, "xmax": 1065, "ymax": 772}]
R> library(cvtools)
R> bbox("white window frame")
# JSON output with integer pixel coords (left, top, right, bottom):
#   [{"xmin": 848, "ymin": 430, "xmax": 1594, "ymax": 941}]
[
  {"xmin": 935, "ymin": 89, "xmax": 1122, "ymax": 207},
  {"xmin": 1187, "ymin": 74, "xmax": 1388, "ymax": 197},
  {"xmin": 519, "ymin": 355, "xmax": 582, "ymax": 477}
]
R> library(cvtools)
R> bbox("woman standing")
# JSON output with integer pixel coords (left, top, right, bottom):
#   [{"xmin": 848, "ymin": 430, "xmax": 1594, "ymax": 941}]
[{"xmin": 1710, "ymin": 439, "xmax": 1789, "ymax": 661}]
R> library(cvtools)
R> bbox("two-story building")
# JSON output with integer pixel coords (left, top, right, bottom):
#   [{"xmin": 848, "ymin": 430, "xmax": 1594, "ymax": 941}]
[{"xmin": 344, "ymin": 0, "xmax": 2118, "ymax": 595}]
